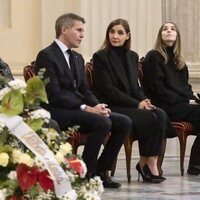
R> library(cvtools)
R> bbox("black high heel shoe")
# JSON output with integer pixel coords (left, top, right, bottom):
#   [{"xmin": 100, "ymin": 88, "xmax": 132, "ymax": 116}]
[
  {"xmin": 143, "ymin": 164, "xmax": 166, "ymax": 183},
  {"xmin": 136, "ymin": 163, "xmax": 151, "ymax": 182}
]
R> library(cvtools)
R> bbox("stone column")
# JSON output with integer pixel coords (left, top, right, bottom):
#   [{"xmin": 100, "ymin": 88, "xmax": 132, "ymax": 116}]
[
  {"xmin": 162, "ymin": 0, "xmax": 200, "ymax": 92},
  {"xmin": 80, "ymin": 0, "xmax": 162, "ymax": 60}
]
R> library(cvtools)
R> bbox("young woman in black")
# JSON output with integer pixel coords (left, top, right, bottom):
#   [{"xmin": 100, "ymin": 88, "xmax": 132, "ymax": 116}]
[{"xmin": 143, "ymin": 22, "xmax": 200, "ymax": 175}]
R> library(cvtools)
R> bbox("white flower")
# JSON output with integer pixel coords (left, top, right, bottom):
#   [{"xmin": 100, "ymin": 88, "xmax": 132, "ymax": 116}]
[
  {"xmin": 0, "ymin": 121, "xmax": 6, "ymax": 132},
  {"xmin": 47, "ymin": 128, "xmax": 59, "ymax": 141},
  {"xmin": 55, "ymin": 151, "xmax": 65, "ymax": 164},
  {"xmin": 29, "ymin": 108, "xmax": 51, "ymax": 122},
  {"xmin": 89, "ymin": 176, "xmax": 104, "ymax": 194},
  {"xmin": 59, "ymin": 143, "xmax": 72, "ymax": 155},
  {"xmin": 0, "ymin": 188, "xmax": 7, "ymax": 200},
  {"xmin": 8, "ymin": 79, "xmax": 27, "ymax": 94},
  {"xmin": 12, "ymin": 149, "xmax": 23, "ymax": 163},
  {"xmin": 0, "ymin": 153, "xmax": 9, "ymax": 167},
  {"xmin": 61, "ymin": 189, "xmax": 77, "ymax": 200},
  {"xmin": 0, "ymin": 87, "xmax": 11, "ymax": 101},
  {"xmin": 18, "ymin": 153, "xmax": 34, "ymax": 167},
  {"xmin": 7, "ymin": 171, "xmax": 17, "ymax": 180},
  {"xmin": 83, "ymin": 191, "xmax": 101, "ymax": 200}
]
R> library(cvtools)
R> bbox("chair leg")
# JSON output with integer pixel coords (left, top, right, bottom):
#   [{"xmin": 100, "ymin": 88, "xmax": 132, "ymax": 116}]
[
  {"xmin": 124, "ymin": 136, "xmax": 133, "ymax": 183},
  {"xmin": 178, "ymin": 134, "xmax": 187, "ymax": 176},
  {"xmin": 157, "ymin": 139, "xmax": 167, "ymax": 176},
  {"xmin": 110, "ymin": 156, "xmax": 117, "ymax": 177}
]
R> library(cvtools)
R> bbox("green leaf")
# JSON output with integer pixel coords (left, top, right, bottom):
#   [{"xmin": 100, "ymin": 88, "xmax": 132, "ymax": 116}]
[
  {"xmin": 0, "ymin": 144, "xmax": 12, "ymax": 153},
  {"xmin": 26, "ymin": 118, "xmax": 44, "ymax": 131},
  {"xmin": 25, "ymin": 76, "xmax": 48, "ymax": 105},
  {"xmin": 0, "ymin": 90, "xmax": 24, "ymax": 115},
  {"xmin": 28, "ymin": 185, "xmax": 40, "ymax": 198},
  {"xmin": 0, "ymin": 128, "xmax": 9, "ymax": 145},
  {"xmin": 0, "ymin": 179, "xmax": 19, "ymax": 196}
]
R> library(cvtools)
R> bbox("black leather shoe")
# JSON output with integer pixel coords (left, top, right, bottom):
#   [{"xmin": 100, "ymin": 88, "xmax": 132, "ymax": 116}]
[
  {"xmin": 96, "ymin": 171, "xmax": 121, "ymax": 188},
  {"xmin": 187, "ymin": 166, "xmax": 200, "ymax": 175}
]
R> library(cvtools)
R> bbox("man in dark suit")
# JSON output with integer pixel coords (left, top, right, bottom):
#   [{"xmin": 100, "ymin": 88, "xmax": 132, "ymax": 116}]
[{"xmin": 35, "ymin": 13, "xmax": 131, "ymax": 188}]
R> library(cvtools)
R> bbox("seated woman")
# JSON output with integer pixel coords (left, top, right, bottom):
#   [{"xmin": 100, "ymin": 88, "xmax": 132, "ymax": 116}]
[
  {"xmin": 92, "ymin": 19, "xmax": 175, "ymax": 183},
  {"xmin": 142, "ymin": 22, "xmax": 200, "ymax": 175}
]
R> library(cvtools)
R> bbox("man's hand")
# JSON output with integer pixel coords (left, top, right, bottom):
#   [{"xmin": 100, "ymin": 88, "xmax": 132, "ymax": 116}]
[
  {"xmin": 84, "ymin": 104, "xmax": 111, "ymax": 117},
  {"xmin": 138, "ymin": 99, "xmax": 156, "ymax": 110}
]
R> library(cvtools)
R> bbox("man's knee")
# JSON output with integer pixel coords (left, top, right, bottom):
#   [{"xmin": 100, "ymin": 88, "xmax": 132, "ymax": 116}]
[
  {"xmin": 111, "ymin": 113, "xmax": 132, "ymax": 133},
  {"xmin": 95, "ymin": 116, "xmax": 112, "ymax": 133}
]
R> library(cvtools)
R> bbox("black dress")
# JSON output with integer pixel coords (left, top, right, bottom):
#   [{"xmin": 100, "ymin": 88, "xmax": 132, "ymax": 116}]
[
  {"xmin": 143, "ymin": 46, "xmax": 200, "ymax": 166},
  {"xmin": 93, "ymin": 47, "xmax": 175, "ymax": 157}
]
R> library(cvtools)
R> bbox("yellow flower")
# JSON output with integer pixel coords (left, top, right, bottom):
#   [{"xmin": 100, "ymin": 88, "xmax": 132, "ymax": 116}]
[
  {"xmin": 18, "ymin": 153, "xmax": 34, "ymax": 167},
  {"xmin": 59, "ymin": 143, "xmax": 72, "ymax": 155},
  {"xmin": 47, "ymin": 128, "xmax": 59, "ymax": 140},
  {"xmin": 55, "ymin": 151, "xmax": 65, "ymax": 164},
  {"xmin": 0, "ymin": 153, "xmax": 9, "ymax": 167},
  {"xmin": 12, "ymin": 149, "xmax": 23, "ymax": 163}
]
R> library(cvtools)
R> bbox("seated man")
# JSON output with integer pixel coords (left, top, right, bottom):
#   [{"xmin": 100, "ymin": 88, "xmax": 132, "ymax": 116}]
[{"xmin": 35, "ymin": 13, "xmax": 132, "ymax": 188}]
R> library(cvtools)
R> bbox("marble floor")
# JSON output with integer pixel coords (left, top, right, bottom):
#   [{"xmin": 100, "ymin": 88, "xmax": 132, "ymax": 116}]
[{"xmin": 102, "ymin": 157, "xmax": 200, "ymax": 200}]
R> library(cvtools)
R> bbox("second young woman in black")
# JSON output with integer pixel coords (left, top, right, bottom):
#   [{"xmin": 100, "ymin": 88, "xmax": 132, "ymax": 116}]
[{"xmin": 143, "ymin": 22, "xmax": 200, "ymax": 175}]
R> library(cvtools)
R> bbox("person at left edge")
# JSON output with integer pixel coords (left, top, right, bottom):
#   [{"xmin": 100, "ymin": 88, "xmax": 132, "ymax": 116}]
[{"xmin": 35, "ymin": 13, "xmax": 132, "ymax": 188}]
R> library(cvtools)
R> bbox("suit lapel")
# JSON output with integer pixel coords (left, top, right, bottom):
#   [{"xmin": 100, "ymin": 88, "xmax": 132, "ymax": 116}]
[{"xmin": 52, "ymin": 42, "xmax": 74, "ymax": 82}]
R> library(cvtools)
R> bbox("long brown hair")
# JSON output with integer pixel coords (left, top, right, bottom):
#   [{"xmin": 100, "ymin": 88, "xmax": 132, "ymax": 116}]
[
  {"xmin": 154, "ymin": 22, "xmax": 185, "ymax": 70},
  {"xmin": 100, "ymin": 19, "xmax": 131, "ymax": 50}
]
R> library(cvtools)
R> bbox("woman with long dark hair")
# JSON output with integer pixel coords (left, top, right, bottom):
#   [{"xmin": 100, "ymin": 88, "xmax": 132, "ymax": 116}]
[{"xmin": 93, "ymin": 19, "xmax": 175, "ymax": 183}]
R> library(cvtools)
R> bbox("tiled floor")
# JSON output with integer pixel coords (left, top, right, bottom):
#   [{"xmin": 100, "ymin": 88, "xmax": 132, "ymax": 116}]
[{"xmin": 102, "ymin": 157, "xmax": 200, "ymax": 200}]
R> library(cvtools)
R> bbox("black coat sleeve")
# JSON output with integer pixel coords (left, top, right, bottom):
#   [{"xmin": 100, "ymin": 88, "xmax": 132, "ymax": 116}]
[
  {"xmin": 143, "ymin": 50, "xmax": 191, "ymax": 105},
  {"xmin": 93, "ymin": 52, "xmax": 140, "ymax": 107}
]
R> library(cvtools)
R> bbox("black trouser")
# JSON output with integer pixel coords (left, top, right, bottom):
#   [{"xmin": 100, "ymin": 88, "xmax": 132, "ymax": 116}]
[
  {"xmin": 182, "ymin": 105, "xmax": 200, "ymax": 167},
  {"xmin": 46, "ymin": 106, "xmax": 132, "ymax": 173},
  {"xmin": 110, "ymin": 107, "xmax": 170, "ymax": 157}
]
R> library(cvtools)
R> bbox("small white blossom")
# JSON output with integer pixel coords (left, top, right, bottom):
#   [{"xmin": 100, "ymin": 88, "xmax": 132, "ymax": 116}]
[
  {"xmin": 29, "ymin": 108, "xmax": 51, "ymax": 122},
  {"xmin": 89, "ymin": 176, "xmax": 104, "ymax": 194},
  {"xmin": 8, "ymin": 79, "xmax": 27, "ymax": 94},
  {"xmin": 59, "ymin": 143, "xmax": 72, "ymax": 155},
  {"xmin": 25, "ymin": 190, "xmax": 55, "ymax": 200},
  {"xmin": 12, "ymin": 149, "xmax": 23, "ymax": 163},
  {"xmin": 47, "ymin": 128, "xmax": 59, "ymax": 143},
  {"xmin": 61, "ymin": 190, "xmax": 77, "ymax": 200},
  {"xmin": 7, "ymin": 171, "xmax": 17, "ymax": 180},
  {"xmin": 0, "ymin": 153, "xmax": 9, "ymax": 167},
  {"xmin": 0, "ymin": 188, "xmax": 7, "ymax": 200},
  {"xmin": 55, "ymin": 151, "xmax": 65, "ymax": 164},
  {"xmin": 18, "ymin": 153, "xmax": 34, "ymax": 167},
  {"xmin": 0, "ymin": 121, "xmax": 6, "ymax": 132},
  {"xmin": 83, "ymin": 191, "xmax": 101, "ymax": 200}
]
